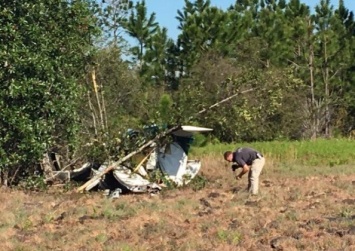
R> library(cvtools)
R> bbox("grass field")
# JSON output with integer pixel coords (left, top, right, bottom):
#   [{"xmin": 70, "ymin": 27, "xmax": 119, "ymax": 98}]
[{"xmin": 0, "ymin": 139, "xmax": 354, "ymax": 250}]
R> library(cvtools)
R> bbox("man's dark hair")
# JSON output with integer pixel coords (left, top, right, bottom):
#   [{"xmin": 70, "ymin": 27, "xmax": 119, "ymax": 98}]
[{"xmin": 223, "ymin": 151, "xmax": 233, "ymax": 160}]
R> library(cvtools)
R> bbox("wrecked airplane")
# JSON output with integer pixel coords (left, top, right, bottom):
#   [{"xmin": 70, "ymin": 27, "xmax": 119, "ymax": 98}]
[{"xmin": 43, "ymin": 125, "xmax": 212, "ymax": 197}]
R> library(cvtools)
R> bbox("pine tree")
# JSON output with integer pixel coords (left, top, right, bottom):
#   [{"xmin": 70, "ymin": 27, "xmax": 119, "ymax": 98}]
[{"xmin": 123, "ymin": 0, "xmax": 158, "ymax": 69}]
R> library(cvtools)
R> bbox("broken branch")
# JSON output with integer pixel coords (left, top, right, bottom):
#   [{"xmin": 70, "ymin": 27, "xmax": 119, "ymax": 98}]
[{"xmin": 133, "ymin": 148, "xmax": 155, "ymax": 173}]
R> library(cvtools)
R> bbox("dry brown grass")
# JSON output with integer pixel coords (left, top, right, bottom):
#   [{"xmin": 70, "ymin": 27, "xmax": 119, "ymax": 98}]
[{"xmin": 0, "ymin": 155, "xmax": 354, "ymax": 251}]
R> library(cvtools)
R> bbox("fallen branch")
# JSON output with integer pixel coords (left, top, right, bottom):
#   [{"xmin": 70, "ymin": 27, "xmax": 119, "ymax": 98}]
[{"xmin": 9, "ymin": 166, "xmax": 21, "ymax": 186}]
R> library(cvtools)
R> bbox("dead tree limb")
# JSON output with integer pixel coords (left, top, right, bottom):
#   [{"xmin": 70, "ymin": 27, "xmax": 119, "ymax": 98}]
[
  {"xmin": 76, "ymin": 88, "xmax": 256, "ymax": 192},
  {"xmin": 92, "ymin": 69, "xmax": 105, "ymax": 131},
  {"xmin": 197, "ymin": 88, "xmax": 255, "ymax": 115}
]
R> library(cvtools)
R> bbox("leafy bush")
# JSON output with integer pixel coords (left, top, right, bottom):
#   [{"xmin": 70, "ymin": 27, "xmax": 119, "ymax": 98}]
[
  {"xmin": 188, "ymin": 174, "xmax": 208, "ymax": 191},
  {"xmin": 0, "ymin": 0, "xmax": 99, "ymax": 185}
]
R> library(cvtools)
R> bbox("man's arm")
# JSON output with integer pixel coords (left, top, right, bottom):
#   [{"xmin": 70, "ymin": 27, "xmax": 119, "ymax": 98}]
[
  {"xmin": 236, "ymin": 164, "xmax": 249, "ymax": 179},
  {"xmin": 235, "ymin": 154, "xmax": 248, "ymax": 179}
]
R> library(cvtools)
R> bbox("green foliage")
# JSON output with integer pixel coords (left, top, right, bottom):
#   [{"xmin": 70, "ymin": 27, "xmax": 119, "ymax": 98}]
[
  {"xmin": 191, "ymin": 133, "xmax": 208, "ymax": 147},
  {"xmin": 175, "ymin": 52, "xmax": 306, "ymax": 142},
  {"xmin": 19, "ymin": 174, "xmax": 47, "ymax": 191},
  {"xmin": 177, "ymin": 0, "xmax": 232, "ymax": 70},
  {"xmin": 122, "ymin": 0, "xmax": 158, "ymax": 66},
  {"xmin": 149, "ymin": 168, "xmax": 177, "ymax": 190},
  {"xmin": 98, "ymin": 0, "xmax": 133, "ymax": 46},
  {"xmin": 101, "ymin": 200, "xmax": 137, "ymax": 220},
  {"xmin": 141, "ymin": 27, "xmax": 174, "ymax": 86},
  {"xmin": 187, "ymin": 174, "xmax": 208, "ymax": 191},
  {"xmin": 0, "ymin": 0, "xmax": 99, "ymax": 184},
  {"xmin": 84, "ymin": 140, "xmax": 110, "ymax": 164},
  {"xmin": 217, "ymin": 229, "xmax": 242, "ymax": 245},
  {"xmin": 76, "ymin": 44, "xmax": 147, "ymax": 163},
  {"xmin": 158, "ymin": 94, "xmax": 173, "ymax": 123},
  {"xmin": 339, "ymin": 207, "xmax": 353, "ymax": 218}
]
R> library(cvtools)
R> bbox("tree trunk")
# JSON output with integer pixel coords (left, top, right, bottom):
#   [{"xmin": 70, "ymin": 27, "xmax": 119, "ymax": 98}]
[
  {"xmin": 308, "ymin": 18, "xmax": 317, "ymax": 139},
  {"xmin": 87, "ymin": 90, "xmax": 98, "ymax": 135},
  {"xmin": 323, "ymin": 36, "xmax": 331, "ymax": 138},
  {"xmin": 0, "ymin": 170, "xmax": 8, "ymax": 187}
]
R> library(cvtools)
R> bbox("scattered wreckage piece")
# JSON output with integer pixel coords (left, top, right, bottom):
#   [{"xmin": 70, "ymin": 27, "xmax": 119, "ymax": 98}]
[{"xmin": 158, "ymin": 142, "xmax": 201, "ymax": 186}]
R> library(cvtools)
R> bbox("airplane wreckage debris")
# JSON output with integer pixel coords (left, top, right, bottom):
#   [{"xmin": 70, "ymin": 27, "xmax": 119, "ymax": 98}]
[
  {"xmin": 43, "ymin": 125, "xmax": 213, "ymax": 197},
  {"xmin": 41, "ymin": 88, "xmax": 255, "ymax": 197}
]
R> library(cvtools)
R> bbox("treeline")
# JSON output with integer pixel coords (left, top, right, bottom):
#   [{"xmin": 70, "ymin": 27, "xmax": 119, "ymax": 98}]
[{"xmin": 1, "ymin": 0, "xmax": 355, "ymax": 184}]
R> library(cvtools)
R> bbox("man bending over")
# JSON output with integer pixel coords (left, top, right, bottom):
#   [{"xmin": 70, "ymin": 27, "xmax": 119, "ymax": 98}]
[{"xmin": 223, "ymin": 147, "xmax": 265, "ymax": 195}]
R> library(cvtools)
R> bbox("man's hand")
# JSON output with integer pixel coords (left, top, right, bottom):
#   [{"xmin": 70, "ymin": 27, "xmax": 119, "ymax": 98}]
[{"xmin": 236, "ymin": 165, "xmax": 249, "ymax": 180}]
